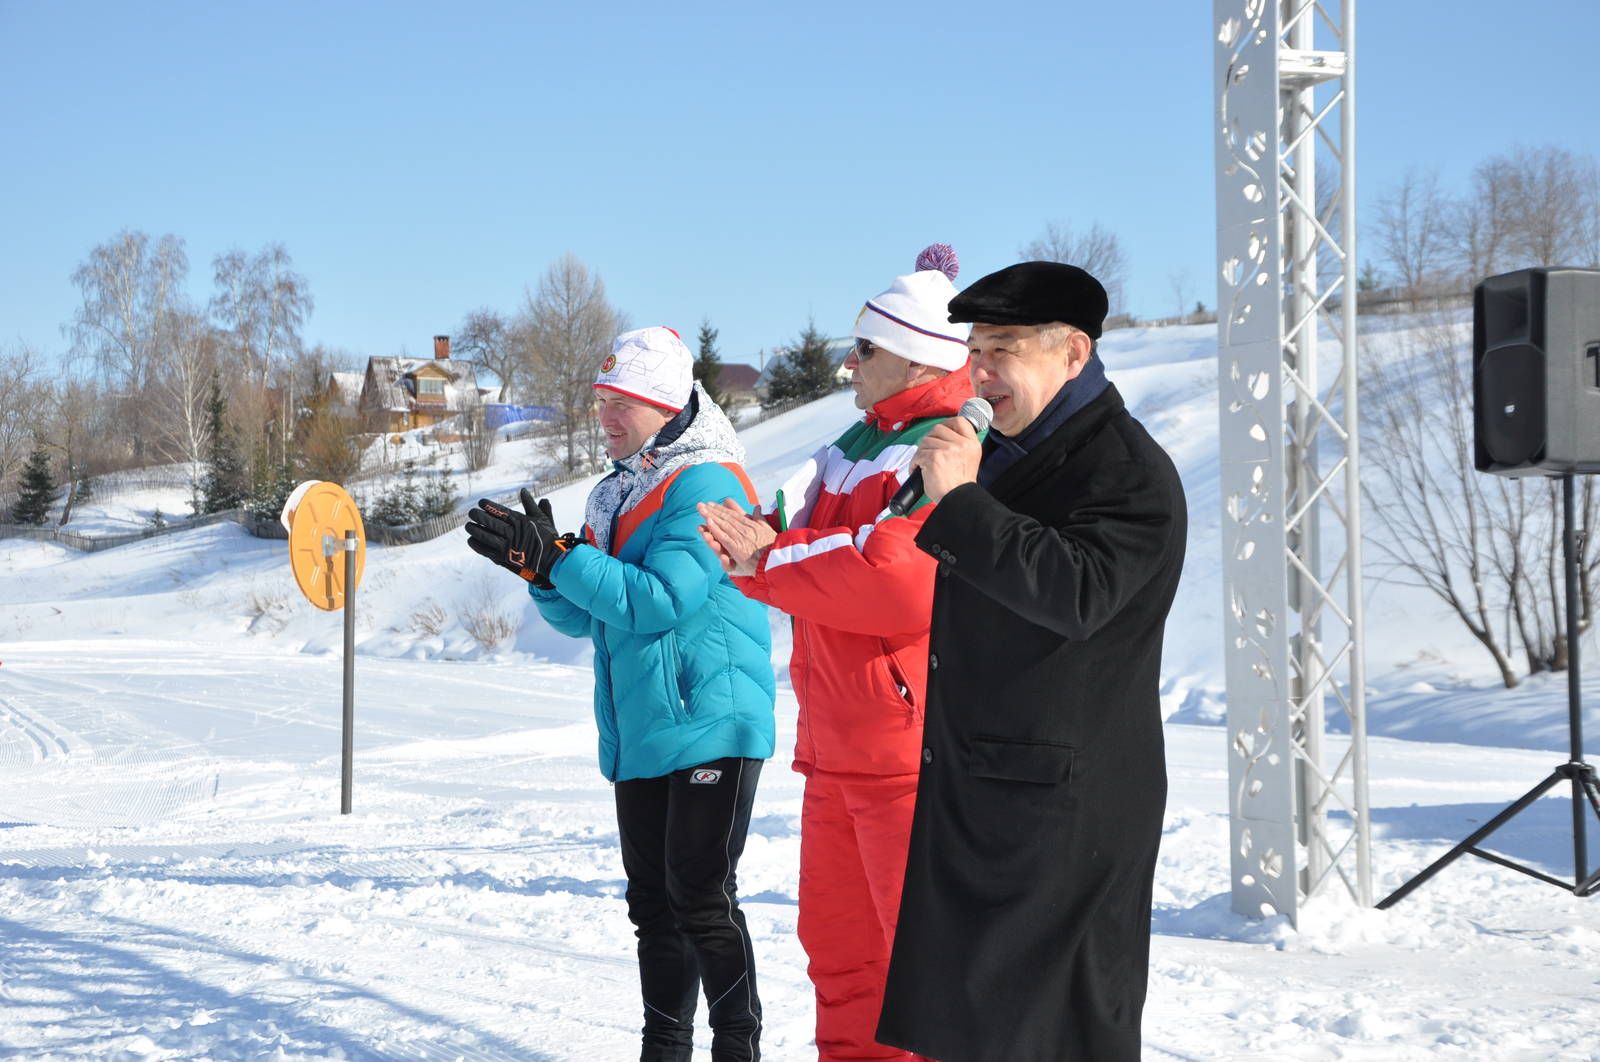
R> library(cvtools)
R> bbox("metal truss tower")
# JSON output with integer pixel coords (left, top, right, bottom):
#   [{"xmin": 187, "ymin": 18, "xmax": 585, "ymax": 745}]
[{"xmin": 1213, "ymin": 0, "xmax": 1371, "ymax": 924}]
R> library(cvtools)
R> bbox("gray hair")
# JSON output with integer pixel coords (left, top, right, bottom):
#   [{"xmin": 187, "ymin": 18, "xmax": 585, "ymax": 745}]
[{"xmin": 1037, "ymin": 322, "xmax": 1096, "ymax": 358}]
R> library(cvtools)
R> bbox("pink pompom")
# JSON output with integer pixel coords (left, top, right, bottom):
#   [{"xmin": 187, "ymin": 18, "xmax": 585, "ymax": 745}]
[{"xmin": 915, "ymin": 243, "xmax": 959, "ymax": 281}]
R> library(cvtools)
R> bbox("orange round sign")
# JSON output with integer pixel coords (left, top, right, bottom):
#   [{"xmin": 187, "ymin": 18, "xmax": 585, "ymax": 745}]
[{"xmin": 284, "ymin": 481, "xmax": 367, "ymax": 611}]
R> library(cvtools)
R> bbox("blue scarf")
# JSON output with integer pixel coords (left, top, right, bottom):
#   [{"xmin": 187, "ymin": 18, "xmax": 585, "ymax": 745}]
[{"xmin": 978, "ymin": 352, "xmax": 1110, "ymax": 489}]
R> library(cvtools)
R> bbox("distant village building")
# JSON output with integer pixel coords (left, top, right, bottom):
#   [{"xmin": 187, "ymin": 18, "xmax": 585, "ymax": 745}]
[
  {"xmin": 755, "ymin": 338, "xmax": 857, "ymax": 394},
  {"xmin": 322, "ymin": 371, "xmax": 364, "ymax": 413},
  {"xmin": 709, "ymin": 363, "xmax": 763, "ymax": 408},
  {"xmin": 321, "ymin": 335, "xmax": 842, "ymax": 442},
  {"xmin": 357, "ymin": 335, "xmax": 483, "ymax": 434}
]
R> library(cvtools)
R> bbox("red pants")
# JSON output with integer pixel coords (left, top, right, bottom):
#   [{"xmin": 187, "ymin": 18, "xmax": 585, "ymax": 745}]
[{"xmin": 797, "ymin": 774, "xmax": 928, "ymax": 1061}]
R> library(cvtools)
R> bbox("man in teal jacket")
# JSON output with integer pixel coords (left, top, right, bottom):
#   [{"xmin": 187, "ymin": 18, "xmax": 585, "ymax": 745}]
[{"xmin": 466, "ymin": 325, "xmax": 776, "ymax": 1062}]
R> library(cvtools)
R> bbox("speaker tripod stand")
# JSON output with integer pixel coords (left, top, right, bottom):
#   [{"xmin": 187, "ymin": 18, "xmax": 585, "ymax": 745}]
[{"xmin": 1379, "ymin": 474, "xmax": 1599, "ymax": 907}]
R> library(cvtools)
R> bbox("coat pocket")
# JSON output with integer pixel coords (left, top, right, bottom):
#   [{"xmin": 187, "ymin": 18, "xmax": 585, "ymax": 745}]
[
  {"xmin": 967, "ymin": 735, "xmax": 1075, "ymax": 785},
  {"xmin": 660, "ymin": 631, "xmax": 689, "ymax": 723},
  {"xmin": 879, "ymin": 640, "xmax": 919, "ymax": 724}
]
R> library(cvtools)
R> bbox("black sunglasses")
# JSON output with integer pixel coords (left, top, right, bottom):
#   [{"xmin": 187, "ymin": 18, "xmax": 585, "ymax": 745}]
[{"xmin": 852, "ymin": 338, "xmax": 879, "ymax": 361}]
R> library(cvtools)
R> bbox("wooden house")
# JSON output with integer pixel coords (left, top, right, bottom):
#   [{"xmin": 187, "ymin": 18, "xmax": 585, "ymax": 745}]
[{"xmin": 358, "ymin": 335, "xmax": 482, "ymax": 434}]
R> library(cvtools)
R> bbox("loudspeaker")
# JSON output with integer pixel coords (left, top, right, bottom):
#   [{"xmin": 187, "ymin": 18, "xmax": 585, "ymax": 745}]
[{"xmin": 1474, "ymin": 267, "xmax": 1600, "ymax": 476}]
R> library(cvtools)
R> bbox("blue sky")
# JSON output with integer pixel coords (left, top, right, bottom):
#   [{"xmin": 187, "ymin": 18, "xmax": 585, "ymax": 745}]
[{"xmin": 2, "ymin": 1, "xmax": 1596, "ymax": 371}]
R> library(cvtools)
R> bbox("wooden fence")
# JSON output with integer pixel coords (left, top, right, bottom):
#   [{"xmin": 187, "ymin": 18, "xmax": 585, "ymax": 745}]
[{"xmin": 0, "ymin": 508, "xmax": 261, "ymax": 553}]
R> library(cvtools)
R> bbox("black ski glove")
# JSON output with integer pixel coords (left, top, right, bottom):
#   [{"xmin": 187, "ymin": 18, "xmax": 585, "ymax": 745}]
[{"xmin": 465, "ymin": 488, "xmax": 577, "ymax": 588}]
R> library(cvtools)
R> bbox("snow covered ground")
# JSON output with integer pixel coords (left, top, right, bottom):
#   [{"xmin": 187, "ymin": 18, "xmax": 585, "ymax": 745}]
[{"xmin": 3, "ymin": 320, "xmax": 1599, "ymax": 1059}]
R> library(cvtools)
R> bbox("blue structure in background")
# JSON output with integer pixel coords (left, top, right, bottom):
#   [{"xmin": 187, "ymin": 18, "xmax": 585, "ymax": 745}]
[{"xmin": 484, "ymin": 404, "xmax": 560, "ymax": 430}]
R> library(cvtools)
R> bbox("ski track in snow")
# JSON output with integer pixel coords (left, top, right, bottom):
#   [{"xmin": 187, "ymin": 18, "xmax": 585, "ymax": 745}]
[
  {"xmin": 3, "ymin": 647, "xmax": 1596, "ymax": 1058},
  {"xmin": 2, "ymin": 320, "xmax": 1599, "ymax": 1058}
]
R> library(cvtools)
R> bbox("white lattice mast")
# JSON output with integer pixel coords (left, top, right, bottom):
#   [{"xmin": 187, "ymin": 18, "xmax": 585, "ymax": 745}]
[{"xmin": 1214, "ymin": 0, "xmax": 1371, "ymax": 925}]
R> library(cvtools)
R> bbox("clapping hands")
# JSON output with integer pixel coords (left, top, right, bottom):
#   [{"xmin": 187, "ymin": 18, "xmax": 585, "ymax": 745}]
[
  {"xmin": 465, "ymin": 488, "xmax": 576, "ymax": 588},
  {"xmin": 696, "ymin": 499, "xmax": 776, "ymax": 577}
]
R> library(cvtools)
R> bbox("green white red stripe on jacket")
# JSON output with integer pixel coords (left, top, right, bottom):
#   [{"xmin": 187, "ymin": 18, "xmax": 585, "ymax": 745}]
[{"xmin": 734, "ymin": 368, "xmax": 974, "ymax": 778}]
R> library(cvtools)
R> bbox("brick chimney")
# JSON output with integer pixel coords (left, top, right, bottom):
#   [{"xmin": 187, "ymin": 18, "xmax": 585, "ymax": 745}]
[{"xmin": 433, "ymin": 335, "xmax": 450, "ymax": 360}]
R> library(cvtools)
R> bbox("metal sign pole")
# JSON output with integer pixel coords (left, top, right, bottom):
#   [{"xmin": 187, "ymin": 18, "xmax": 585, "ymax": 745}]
[
  {"xmin": 342, "ymin": 529, "xmax": 357, "ymax": 815},
  {"xmin": 282, "ymin": 480, "xmax": 366, "ymax": 818}
]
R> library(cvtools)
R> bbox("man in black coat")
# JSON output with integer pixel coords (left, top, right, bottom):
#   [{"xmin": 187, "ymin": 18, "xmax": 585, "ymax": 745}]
[{"xmin": 875, "ymin": 262, "xmax": 1186, "ymax": 1062}]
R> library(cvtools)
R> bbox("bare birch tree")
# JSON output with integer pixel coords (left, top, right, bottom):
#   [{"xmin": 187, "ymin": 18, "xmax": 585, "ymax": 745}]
[
  {"xmin": 1360, "ymin": 313, "xmax": 1520, "ymax": 687},
  {"xmin": 153, "ymin": 310, "xmax": 219, "ymax": 513},
  {"xmin": 1419, "ymin": 146, "xmax": 1600, "ymax": 673},
  {"xmin": 0, "ymin": 346, "xmax": 45, "ymax": 495},
  {"xmin": 1363, "ymin": 307, "xmax": 1597, "ymax": 686},
  {"xmin": 49, "ymin": 372, "xmax": 113, "ymax": 526},
  {"xmin": 1427, "ymin": 146, "xmax": 1600, "ymax": 291},
  {"xmin": 522, "ymin": 255, "xmax": 622, "ymax": 471},
  {"xmin": 1485, "ymin": 476, "xmax": 1552, "ymax": 675},
  {"xmin": 456, "ymin": 308, "xmax": 515, "ymax": 402},
  {"xmin": 1581, "ymin": 163, "xmax": 1600, "ymax": 268},
  {"xmin": 1503, "ymin": 144, "xmax": 1590, "ymax": 270},
  {"xmin": 68, "ymin": 230, "xmax": 189, "ymax": 461},
  {"xmin": 1373, "ymin": 168, "xmax": 1448, "ymax": 300},
  {"xmin": 209, "ymin": 244, "xmax": 313, "ymax": 386},
  {"xmin": 459, "ymin": 408, "xmax": 496, "ymax": 476},
  {"xmin": 1446, "ymin": 155, "xmax": 1516, "ymax": 287},
  {"xmin": 1167, "ymin": 269, "xmax": 1194, "ymax": 320},
  {"xmin": 209, "ymin": 244, "xmax": 314, "ymax": 483},
  {"xmin": 1020, "ymin": 221, "xmax": 1129, "ymax": 316}
]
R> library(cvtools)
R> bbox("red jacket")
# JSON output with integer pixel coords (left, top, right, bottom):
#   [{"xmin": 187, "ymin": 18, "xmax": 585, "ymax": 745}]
[{"xmin": 735, "ymin": 370, "xmax": 973, "ymax": 777}]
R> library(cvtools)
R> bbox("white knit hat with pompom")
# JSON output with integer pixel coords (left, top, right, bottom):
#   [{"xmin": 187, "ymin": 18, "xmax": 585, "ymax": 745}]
[{"xmin": 852, "ymin": 244, "xmax": 968, "ymax": 370}]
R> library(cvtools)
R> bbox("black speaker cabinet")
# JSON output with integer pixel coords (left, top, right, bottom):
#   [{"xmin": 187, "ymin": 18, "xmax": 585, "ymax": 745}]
[{"xmin": 1473, "ymin": 267, "xmax": 1600, "ymax": 476}]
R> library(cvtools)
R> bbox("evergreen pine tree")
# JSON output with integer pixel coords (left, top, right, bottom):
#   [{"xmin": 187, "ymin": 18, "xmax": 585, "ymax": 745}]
[
  {"xmin": 420, "ymin": 471, "xmax": 460, "ymax": 520},
  {"xmin": 764, "ymin": 320, "xmax": 837, "ymax": 407},
  {"xmin": 10, "ymin": 444, "xmax": 57, "ymax": 525},
  {"xmin": 763, "ymin": 359, "xmax": 797, "ymax": 407},
  {"xmin": 371, "ymin": 461, "xmax": 424, "ymax": 527},
  {"xmin": 398, "ymin": 461, "xmax": 422, "ymax": 523},
  {"xmin": 695, "ymin": 318, "xmax": 727, "ymax": 408},
  {"xmin": 201, "ymin": 376, "xmax": 248, "ymax": 513},
  {"xmin": 247, "ymin": 459, "xmax": 296, "ymax": 520}
]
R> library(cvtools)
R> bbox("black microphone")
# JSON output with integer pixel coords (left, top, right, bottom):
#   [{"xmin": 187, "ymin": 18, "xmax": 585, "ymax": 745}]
[{"xmin": 888, "ymin": 397, "xmax": 994, "ymax": 517}]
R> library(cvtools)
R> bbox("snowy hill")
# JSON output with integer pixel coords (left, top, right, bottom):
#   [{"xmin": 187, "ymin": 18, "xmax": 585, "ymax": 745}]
[{"xmin": 2, "ymin": 322, "xmax": 1598, "ymax": 1058}]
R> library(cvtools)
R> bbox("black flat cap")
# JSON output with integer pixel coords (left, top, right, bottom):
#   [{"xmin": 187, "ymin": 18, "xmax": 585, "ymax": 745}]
[{"xmin": 947, "ymin": 261, "xmax": 1109, "ymax": 339}]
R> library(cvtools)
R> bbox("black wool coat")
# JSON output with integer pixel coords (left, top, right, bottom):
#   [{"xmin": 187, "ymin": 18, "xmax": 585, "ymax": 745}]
[{"xmin": 875, "ymin": 382, "xmax": 1186, "ymax": 1062}]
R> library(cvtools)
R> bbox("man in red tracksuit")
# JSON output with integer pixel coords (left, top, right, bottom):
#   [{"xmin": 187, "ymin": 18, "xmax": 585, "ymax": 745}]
[{"xmin": 699, "ymin": 245, "xmax": 970, "ymax": 1060}]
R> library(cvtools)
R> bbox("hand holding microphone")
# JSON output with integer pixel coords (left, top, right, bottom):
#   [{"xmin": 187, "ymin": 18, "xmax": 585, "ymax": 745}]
[{"xmin": 889, "ymin": 397, "xmax": 994, "ymax": 516}]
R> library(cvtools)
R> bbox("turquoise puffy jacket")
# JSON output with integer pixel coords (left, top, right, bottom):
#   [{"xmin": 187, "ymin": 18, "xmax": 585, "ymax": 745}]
[{"xmin": 531, "ymin": 460, "xmax": 776, "ymax": 782}]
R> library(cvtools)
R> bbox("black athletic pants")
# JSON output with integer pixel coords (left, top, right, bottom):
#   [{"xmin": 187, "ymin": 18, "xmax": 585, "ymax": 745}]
[{"xmin": 614, "ymin": 756, "xmax": 764, "ymax": 1062}]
